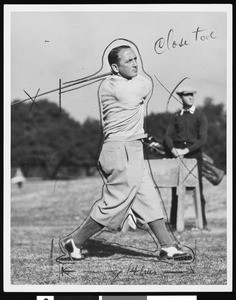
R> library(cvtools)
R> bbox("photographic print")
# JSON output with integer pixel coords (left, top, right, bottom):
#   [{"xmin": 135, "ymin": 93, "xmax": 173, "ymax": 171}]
[{"xmin": 4, "ymin": 4, "xmax": 232, "ymax": 293}]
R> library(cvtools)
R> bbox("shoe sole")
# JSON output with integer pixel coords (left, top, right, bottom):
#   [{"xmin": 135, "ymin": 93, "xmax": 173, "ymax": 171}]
[
  {"xmin": 160, "ymin": 253, "xmax": 193, "ymax": 261},
  {"xmin": 172, "ymin": 254, "xmax": 193, "ymax": 261}
]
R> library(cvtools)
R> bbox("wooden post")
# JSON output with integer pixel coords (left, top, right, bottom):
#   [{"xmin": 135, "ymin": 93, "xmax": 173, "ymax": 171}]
[
  {"xmin": 193, "ymin": 184, "xmax": 203, "ymax": 229},
  {"xmin": 147, "ymin": 158, "xmax": 203, "ymax": 232},
  {"xmin": 176, "ymin": 159, "xmax": 185, "ymax": 232}
]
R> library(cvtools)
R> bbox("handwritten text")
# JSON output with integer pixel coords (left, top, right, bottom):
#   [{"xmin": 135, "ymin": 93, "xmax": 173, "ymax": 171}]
[{"xmin": 154, "ymin": 27, "xmax": 216, "ymax": 54}]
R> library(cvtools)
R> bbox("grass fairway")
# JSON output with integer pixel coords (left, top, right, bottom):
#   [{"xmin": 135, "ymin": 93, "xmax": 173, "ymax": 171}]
[{"xmin": 10, "ymin": 174, "xmax": 227, "ymax": 287}]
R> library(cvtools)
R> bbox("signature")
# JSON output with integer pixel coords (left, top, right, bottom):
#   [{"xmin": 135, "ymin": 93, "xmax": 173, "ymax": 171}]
[
  {"xmin": 111, "ymin": 262, "xmax": 195, "ymax": 283},
  {"xmin": 154, "ymin": 27, "xmax": 216, "ymax": 54}
]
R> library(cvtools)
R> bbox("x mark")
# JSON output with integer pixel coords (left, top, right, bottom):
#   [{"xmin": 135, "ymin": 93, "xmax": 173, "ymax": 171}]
[
  {"xmin": 180, "ymin": 159, "xmax": 199, "ymax": 184},
  {"xmin": 23, "ymin": 88, "xmax": 40, "ymax": 111},
  {"xmin": 154, "ymin": 75, "xmax": 189, "ymax": 111}
]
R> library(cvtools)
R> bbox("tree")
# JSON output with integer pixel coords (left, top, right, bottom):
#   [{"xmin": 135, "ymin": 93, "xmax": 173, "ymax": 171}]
[
  {"xmin": 11, "ymin": 97, "xmax": 226, "ymax": 179},
  {"xmin": 78, "ymin": 118, "xmax": 102, "ymax": 175},
  {"xmin": 11, "ymin": 99, "xmax": 83, "ymax": 179},
  {"xmin": 201, "ymin": 98, "xmax": 226, "ymax": 172}
]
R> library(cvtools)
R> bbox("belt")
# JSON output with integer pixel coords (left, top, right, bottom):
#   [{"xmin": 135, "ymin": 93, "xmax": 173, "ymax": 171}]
[{"xmin": 174, "ymin": 141, "xmax": 192, "ymax": 149}]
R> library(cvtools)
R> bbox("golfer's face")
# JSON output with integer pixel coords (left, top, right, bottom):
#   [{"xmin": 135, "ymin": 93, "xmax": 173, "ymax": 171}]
[
  {"xmin": 117, "ymin": 48, "xmax": 138, "ymax": 79},
  {"xmin": 182, "ymin": 93, "xmax": 195, "ymax": 108}
]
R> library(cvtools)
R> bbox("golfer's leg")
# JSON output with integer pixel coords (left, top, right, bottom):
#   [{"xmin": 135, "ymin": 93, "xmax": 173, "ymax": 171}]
[
  {"xmin": 148, "ymin": 218, "xmax": 174, "ymax": 247},
  {"xmin": 71, "ymin": 216, "xmax": 104, "ymax": 248},
  {"xmin": 132, "ymin": 163, "xmax": 175, "ymax": 247},
  {"xmin": 90, "ymin": 140, "xmax": 143, "ymax": 231}
]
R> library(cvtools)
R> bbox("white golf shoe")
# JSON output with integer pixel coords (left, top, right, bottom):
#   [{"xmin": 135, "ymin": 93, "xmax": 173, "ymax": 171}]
[
  {"xmin": 60, "ymin": 237, "xmax": 84, "ymax": 261},
  {"xmin": 159, "ymin": 244, "xmax": 193, "ymax": 261}
]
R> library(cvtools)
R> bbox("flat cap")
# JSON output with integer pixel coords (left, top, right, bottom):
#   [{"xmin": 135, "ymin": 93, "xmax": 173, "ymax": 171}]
[{"xmin": 176, "ymin": 86, "xmax": 197, "ymax": 95}]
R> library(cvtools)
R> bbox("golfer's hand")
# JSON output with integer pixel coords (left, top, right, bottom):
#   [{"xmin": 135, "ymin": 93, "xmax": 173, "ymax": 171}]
[
  {"xmin": 171, "ymin": 148, "xmax": 179, "ymax": 157},
  {"xmin": 172, "ymin": 148, "xmax": 189, "ymax": 157}
]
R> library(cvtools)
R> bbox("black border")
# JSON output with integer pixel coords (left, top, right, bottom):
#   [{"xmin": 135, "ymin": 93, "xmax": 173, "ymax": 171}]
[{"xmin": 2, "ymin": 2, "xmax": 235, "ymax": 300}]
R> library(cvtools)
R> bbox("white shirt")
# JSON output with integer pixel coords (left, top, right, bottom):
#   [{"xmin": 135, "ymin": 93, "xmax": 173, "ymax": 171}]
[
  {"xmin": 99, "ymin": 74, "xmax": 152, "ymax": 141},
  {"xmin": 180, "ymin": 105, "xmax": 196, "ymax": 116}
]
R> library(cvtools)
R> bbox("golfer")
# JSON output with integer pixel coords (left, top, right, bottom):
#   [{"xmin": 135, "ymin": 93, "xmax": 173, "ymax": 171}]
[{"xmin": 60, "ymin": 45, "xmax": 192, "ymax": 261}]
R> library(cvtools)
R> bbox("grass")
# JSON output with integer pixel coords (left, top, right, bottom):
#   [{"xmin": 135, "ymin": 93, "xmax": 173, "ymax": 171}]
[{"xmin": 10, "ymin": 174, "xmax": 228, "ymax": 287}]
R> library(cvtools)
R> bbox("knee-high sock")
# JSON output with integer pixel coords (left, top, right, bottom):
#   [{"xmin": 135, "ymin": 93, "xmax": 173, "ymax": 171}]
[
  {"xmin": 71, "ymin": 216, "xmax": 104, "ymax": 248},
  {"xmin": 148, "ymin": 218, "xmax": 174, "ymax": 248}
]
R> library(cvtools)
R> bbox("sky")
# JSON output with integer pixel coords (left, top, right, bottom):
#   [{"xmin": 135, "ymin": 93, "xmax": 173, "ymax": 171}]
[{"xmin": 7, "ymin": 4, "xmax": 231, "ymax": 123}]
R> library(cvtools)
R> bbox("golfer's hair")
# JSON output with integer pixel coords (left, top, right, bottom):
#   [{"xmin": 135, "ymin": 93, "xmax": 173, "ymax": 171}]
[{"xmin": 108, "ymin": 45, "xmax": 131, "ymax": 66}]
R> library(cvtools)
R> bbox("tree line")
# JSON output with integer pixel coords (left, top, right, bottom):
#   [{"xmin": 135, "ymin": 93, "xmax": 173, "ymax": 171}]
[{"xmin": 11, "ymin": 97, "xmax": 226, "ymax": 179}]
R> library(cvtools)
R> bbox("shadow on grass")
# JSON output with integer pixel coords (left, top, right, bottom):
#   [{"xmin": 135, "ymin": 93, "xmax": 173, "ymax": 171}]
[
  {"xmin": 56, "ymin": 238, "xmax": 158, "ymax": 263},
  {"xmin": 82, "ymin": 238, "xmax": 158, "ymax": 259}
]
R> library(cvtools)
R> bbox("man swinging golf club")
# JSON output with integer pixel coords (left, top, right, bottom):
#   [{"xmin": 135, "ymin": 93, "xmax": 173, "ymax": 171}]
[{"xmin": 59, "ymin": 44, "xmax": 193, "ymax": 261}]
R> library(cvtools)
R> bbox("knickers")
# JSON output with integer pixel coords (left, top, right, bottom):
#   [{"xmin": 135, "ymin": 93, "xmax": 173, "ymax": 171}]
[{"xmin": 90, "ymin": 140, "xmax": 164, "ymax": 231}]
